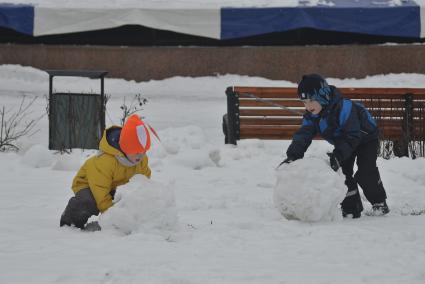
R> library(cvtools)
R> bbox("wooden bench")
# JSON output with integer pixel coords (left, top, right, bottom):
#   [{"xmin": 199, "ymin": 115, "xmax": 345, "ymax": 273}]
[{"xmin": 222, "ymin": 86, "xmax": 425, "ymax": 156}]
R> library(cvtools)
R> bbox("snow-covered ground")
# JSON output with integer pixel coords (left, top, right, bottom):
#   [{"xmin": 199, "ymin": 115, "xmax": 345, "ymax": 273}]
[{"xmin": 1, "ymin": 65, "xmax": 425, "ymax": 283}]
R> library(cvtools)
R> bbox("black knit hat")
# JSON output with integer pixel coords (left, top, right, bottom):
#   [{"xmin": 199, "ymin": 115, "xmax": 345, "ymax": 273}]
[{"xmin": 297, "ymin": 74, "xmax": 331, "ymax": 106}]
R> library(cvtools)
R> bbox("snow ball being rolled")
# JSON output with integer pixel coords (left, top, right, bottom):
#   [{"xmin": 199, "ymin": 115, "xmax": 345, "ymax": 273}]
[
  {"xmin": 99, "ymin": 175, "xmax": 178, "ymax": 235},
  {"xmin": 273, "ymin": 157, "xmax": 346, "ymax": 222}
]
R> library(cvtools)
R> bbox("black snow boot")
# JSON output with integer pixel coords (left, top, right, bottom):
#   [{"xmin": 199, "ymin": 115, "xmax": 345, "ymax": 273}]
[
  {"xmin": 60, "ymin": 212, "xmax": 72, "ymax": 227},
  {"xmin": 372, "ymin": 201, "xmax": 390, "ymax": 216},
  {"xmin": 342, "ymin": 202, "xmax": 363, "ymax": 219},
  {"xmin": 341, "ymin": 189, "xmax": 363, "ymax": 219}
]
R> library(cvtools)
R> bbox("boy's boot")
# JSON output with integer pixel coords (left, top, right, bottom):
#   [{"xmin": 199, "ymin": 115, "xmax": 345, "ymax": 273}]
[
  {"xmin": 60, "ymin": 210, "xmax": 72, "ymax": 227},
  {"xmin": 341, "ymin": 188, "xmax": 363, "ymax": 219},
  {"xmin": 60, "ymin": 198, "xmax": 75, "ymax": 227},
  {"xmin": 372, "ymin": 200, "xmax": 390, "ymax": 216}
]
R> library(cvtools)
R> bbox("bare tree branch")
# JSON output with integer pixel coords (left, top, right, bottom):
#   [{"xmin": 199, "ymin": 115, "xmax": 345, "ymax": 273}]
[
  {"xmin": 0, "ymin": 96, "xmax": 45, "ymax": 152},
  {"xmin": 120, "ymin": 93, "xmax": 148, "ymax": 126}
]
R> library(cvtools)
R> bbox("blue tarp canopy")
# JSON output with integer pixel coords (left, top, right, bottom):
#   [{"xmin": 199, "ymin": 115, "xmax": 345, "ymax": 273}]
[
  {"xmin": 221, "ymin": 0, "xmax": 421, "ymax": 39},
  {"xmin": 0, "ymin": 4, "xmax": 33, "ymax": 35},
  {"xmin": 0, "ymin": 1, "xmax": 423, "ymax": 39}
]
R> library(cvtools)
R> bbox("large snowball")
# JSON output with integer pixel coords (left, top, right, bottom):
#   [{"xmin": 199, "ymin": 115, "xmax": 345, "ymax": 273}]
[
  {"xmin": 99, "ymin": 175, "xmax": 178, "ymax": 235},
  {"xmin": 273, "ymin": 157, "xmax": 346, "ymax": 222}
]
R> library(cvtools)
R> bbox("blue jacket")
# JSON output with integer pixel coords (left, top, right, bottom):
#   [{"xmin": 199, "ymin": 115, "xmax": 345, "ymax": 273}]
[{"xmin": 286, "ymin": 86, "xmax": 379, "ymax": 162}]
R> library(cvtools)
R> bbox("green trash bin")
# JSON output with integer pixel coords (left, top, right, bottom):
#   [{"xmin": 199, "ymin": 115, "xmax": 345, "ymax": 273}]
[{"xmin": 46, "ymin": 70, "xmax": 108, "ymax": 151}]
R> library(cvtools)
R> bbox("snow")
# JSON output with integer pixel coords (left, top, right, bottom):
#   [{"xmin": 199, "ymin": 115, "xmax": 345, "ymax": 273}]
[
  {"xmin": 22, "ymin": 144, "xmax": 55, "ymax": 168},
  {"xmin": 99, "ymin": 175, "xmax": 178, "ymax": 236},
  {"xmin": 274, "ymin": 158, "xmax": 346, "ymax": 222},
  {"xmin": 1, "ymin": 65, "xmax": 425, "ymax": 283}
]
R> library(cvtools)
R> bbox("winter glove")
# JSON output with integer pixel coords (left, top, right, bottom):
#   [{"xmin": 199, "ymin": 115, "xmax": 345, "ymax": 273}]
[
  {"xmin": 327, "ymin": 152, "xmax": 341, "ymax": 172},
  {"xmin": 276, "ymin": 157, "xmax": 293, "ymax": 169}
]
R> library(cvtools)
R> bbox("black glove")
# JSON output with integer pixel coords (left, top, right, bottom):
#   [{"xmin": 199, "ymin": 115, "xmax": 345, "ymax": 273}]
[
  {"xmin": 327, "ymin": 152, "xmax": 341, "ymax": 172},
  {"xmin": 276, "ymin": 157, "xmax": 293, "ymax": 169}
]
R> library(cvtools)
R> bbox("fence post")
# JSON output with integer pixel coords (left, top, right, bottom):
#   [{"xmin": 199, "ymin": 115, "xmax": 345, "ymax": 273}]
[
  {"xmin": 401, "ymin": 93, "xmax": 414, "ymax": 158},
  {"xmin": 225, "ymin": 87, "xmax": 240, "ymax": 145},
  {"xmin": 48, "ymin": 74, "xmax": 53, "ymax": 149}
]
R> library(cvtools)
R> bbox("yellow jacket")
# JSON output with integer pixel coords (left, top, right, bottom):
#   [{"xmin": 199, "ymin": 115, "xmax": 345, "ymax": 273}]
[{"xmin": 72, "ymin": 126, "xmax": 151, "ymax": 212}]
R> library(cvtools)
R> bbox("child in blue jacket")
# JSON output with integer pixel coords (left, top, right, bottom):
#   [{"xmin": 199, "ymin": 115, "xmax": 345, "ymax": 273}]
[{"xmin": 282, "ymin": 74, "xmax": 389, "ymax": 218}]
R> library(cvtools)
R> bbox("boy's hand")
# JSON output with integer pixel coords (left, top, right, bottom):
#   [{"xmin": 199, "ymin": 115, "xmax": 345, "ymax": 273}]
[
  {"xmin": 327, "ymin": 152, "xmax": 340, "ymax": 172},
  {"xmin": 276, "ymin": 157, "xmax": 293, "ymax": 169}
]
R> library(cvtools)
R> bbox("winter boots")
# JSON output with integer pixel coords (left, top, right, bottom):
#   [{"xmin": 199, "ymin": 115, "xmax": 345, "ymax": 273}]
[
  {"xmin": 341, "ymin": 186, "xmax": 363, "ymax": 218},
  {"xmin": 371, "ymin": 201, "xmax": 390, "ymax": 216},
  {"xmin": 341, "ymin": 190, "xmax": 390, "ymax": 218}
]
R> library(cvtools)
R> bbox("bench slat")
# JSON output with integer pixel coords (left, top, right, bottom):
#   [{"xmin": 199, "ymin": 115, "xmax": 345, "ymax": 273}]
[
  {"xmin": 239, "ymin": 108, "xmax": 422, "ymax": 118},
  {"xmin": 239, "ymin": 99, "xmax": 410, "ymax": 109},
  {"xmin": 240, "ymin": 118, "xmax": 424, "ymax": 129},
  {"xmin": 239, "ymin": 99, "xmax": 418, "ymax": 109},
  {"xmin": 240, "ymin": 125, "xmax": 299, "ymax": 139},
  {"xmin": 239, "ymin": 109, "xmax": 301, "ymax": 116},
  {"xmin": 239, "ymin": 99, "xmax": 304, "ymax": 108},
  {"xmin": 234, "ymin": 86, "xmax": 425, "ymax": 97},
  {"xmin": 239, "ymin": 133, "xmax": 296, "ymax": 140},
  {"xmin": 240, "ymin": 117, "xmax": 303, "ymax": 125},
  {"xmin": 238, "ymin": 92, "xmax": 425, "ymax": 100},
  {"xmin": 343, "ymin": 94, "xmax": 425, "ymax": 100},
  {"xmin": 351, "ymin": 100, "xmax": 425, "ymax": 109},
  {"xmin": 239, "ymin": 126, "xmax": 424, "ymax": 140},
  {"xmin": 340, "ymin": 88, "xmax": 425, "ymax": 96}
]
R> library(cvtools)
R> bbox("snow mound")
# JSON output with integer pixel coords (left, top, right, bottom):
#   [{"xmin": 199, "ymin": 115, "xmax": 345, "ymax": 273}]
[
  {"xmin": 273, "ymin": 157, "xmax": 346, "ymax": 222},
  {"xmin": 23, "ymin": 144, "xmax": 54, "ymax": 168},
  {"xmin": 213, "ymin": 139, "xmax": 270, "ymax": 168},
  {"xmin": 51, "ymin": 152, "xmax": 84, "ymax": 171},
  {"xmin": 160, "ymin": 125, "xmax": 206, "ymax": 154},
  {"xmin": 99, "ymin": 175, "xmax": 178, "ymax": 235},
  {"xmin": 152, "ymin": 126, "xmax": 217, "ymax": 170}
]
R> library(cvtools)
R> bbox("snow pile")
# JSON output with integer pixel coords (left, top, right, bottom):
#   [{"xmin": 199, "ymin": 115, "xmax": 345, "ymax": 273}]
[
  {"xmin": 151, "ymin": 126, "xmax": 218, "ymax": 170},
  {"xmin": 23, "ymin": 144, "xmax": 54, "ymax": 168},
  {"xmin": 379, "ymin": 157, "xmax": 425, "ymax": 215},
  {"xmin": 273, "ymin": 157, "xmax": 346, "ymax": 222},
  {"xmin": 51, "ymin": 151, "xmax": 86, "ymax": 171},
  {"xmin": 99, "ymin": 175, "xmax": 178, "ymax": 235},
  {"xmin": 210, "ymin": 139, "xmax": 270, "ymax": 169}
]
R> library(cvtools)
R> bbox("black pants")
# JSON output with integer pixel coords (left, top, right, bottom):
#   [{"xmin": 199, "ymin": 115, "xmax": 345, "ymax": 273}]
[
  {"xmin": 60, "ymin": 188, "xmax": 100, "ymax": 229},
  {"xmin": 341, "ymin": 139, "xmax": 387, "ymax": 210}
]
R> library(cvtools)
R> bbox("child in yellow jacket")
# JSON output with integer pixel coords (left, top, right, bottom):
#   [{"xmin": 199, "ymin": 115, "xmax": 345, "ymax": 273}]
[{"xmin": 60, "ymin": 115, "xmax": 152, "ymax": 229}]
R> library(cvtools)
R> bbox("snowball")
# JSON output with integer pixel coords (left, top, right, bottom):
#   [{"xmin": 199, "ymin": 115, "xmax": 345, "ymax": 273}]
[
  {"xmin": 273, "ymin": 157, "xmax": 346, "ymax": 222},
  {"xmin": 99, "ymin": 175, "xmax": 178, "ymax": 235},
  {"xmin": 22, "ymin": 144, "xmax": 54, "ymax": 168}
]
